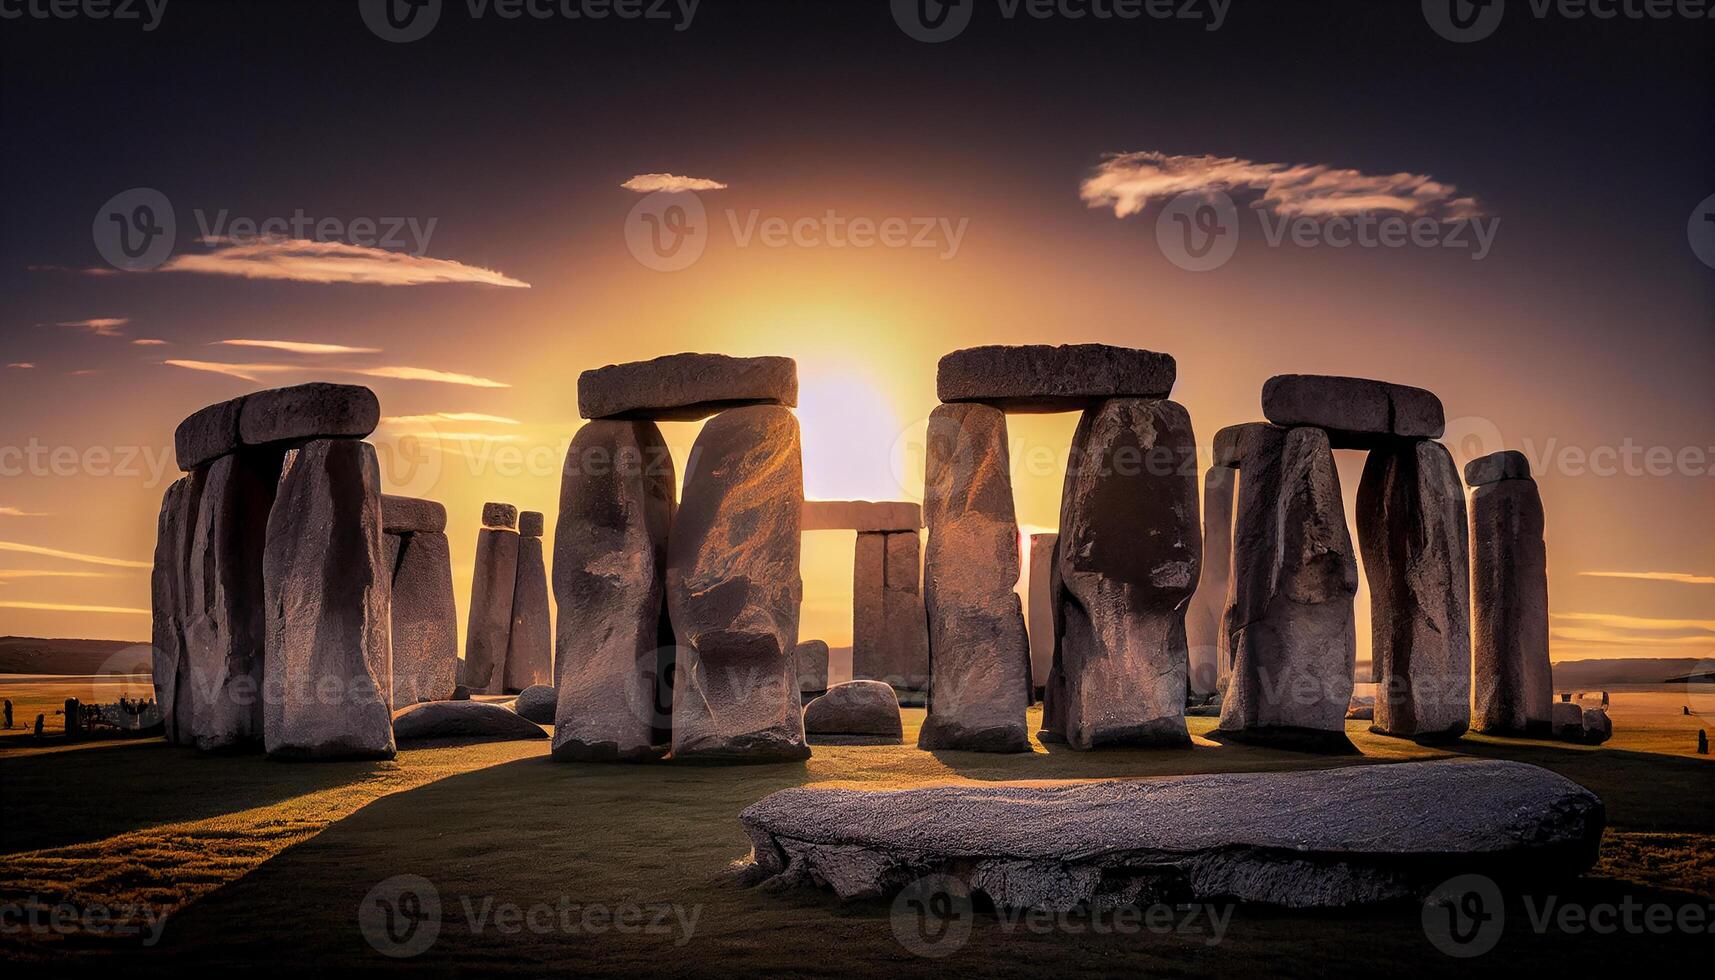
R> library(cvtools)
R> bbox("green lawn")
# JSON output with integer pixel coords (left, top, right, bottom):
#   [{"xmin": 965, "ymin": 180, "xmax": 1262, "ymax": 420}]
[{"xmin": 2, "ymin": 686, "xmax": 1711, "ymax": 976}]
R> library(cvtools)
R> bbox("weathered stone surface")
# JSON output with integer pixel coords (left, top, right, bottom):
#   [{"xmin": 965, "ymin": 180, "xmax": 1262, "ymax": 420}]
[
  {"xmin": 387, "ymin": 529, "xmax": 458, "ymax": 709},
  {"xmin": 1261, "ymin": 375, "xmax": 1445, "ymax": 445},
  {"xmin": 1212, "ymin": 422, "xmax": 1284, "ymax": 469},
  {"xmin": 463, "ymin": 527, "xmax": 519, "ymax": 695},
  {"xmin": 174, "ymin": 399, "xmax": 242, "ymax": 471},
  {"xmin": 505, "ymin": 533, "xmax": 552, "ymax": 692},
  {"xmin": 1186, "ymin": 467, "xmax": 1233, "ymax": 696},
  {"xmin": 180, "ymin": 450, "xmax": 280, "ymax": 751},
  {"xmin": 392, "ymin": 699, "xmax": 548, "ymax": 741},
  {"xmin": 1359, "ymin": 440, "xmax": 1472, "ymax": 740},
  {"xmin": 796, "ymin": 639, "xmax": 830, "ymax": 694},
  {"xmin": 238, "ymin": 382, "xmax": 380, "ymax": 448},
  {"xmin": 552, "ymin": 420, "xmax": 676, "ymax": 763},
  {"xmin": 382, "ymin": 494, "xmax": 447, "ymax": 534},
  {"xmin": 801, "ymin": 500, "xmax": 922, "ymax": 532},
  {"xmin": 482, "ymin": 502, "xmax": 519, "ymax": 530},
  {"xmin": 1471, "ymin": 477, "xmax": 1552, "ymax": 735},
  {"xmin": 803, "ymin": 681, "xmax": 903, "ymax": 743},
  {"xmin": 1551, "ymin": 701, "xmax": 1584, "ymax": 739},
  {"xmin": 740, "ymin": 759, "xmax": 1604, "ymax": 908},
  {"xmin": 1044, "ymin": 399, "xmax": 1199, "ymax": 749},
  {"xmin": 920, "ymin": 403, "xmax": 1030, "ymax": 752},
  {"xmin": 518, "ymin": 510, "xmax": 544, "ymax": 537},
  {"xmin": 150, "ymin": 475, "xmax": 196, "ymax": 743},
  {"xmin": 1580, "ymin": 707, "xmax": 1613, "ymax": 745},
  {"xmin": 262, "ymin": 439, "xmax": 395, "ymax": 760},
  {"xmin": 667, "ymin": 406, "xmax": 809, "ymax": 762},
  {"xmin": 851, "ymin": 530, "xmax": 930, "ymax": 693},
  {"xmin": 513, "ymin": 684, "xmax": 557, "ymax": 724},
  {"xmin": 579, "ymin": 352, "xmax": 797, "ymax": 421},
  {"xmin": 1216, "ymin": 427, "xmax": 1359, "ymax": 754},
  {"xmin": 1026, "ymin": 532, "xmax": 1059, "ymax": 696},
  {"xmin": 1464, "ymin": 450, "xmax": 1532, "ymax": 487},
  {"xmin": 937, "ymin": 344, "xmax": 1176, "ymax": 412}
]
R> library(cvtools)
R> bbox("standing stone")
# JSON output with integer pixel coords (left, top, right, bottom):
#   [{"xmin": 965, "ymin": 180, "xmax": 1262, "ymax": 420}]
[
  {"xmin": 151, "ymin": 475, "xmax": 196, "ymax": 744},
  {"xmin": 1185, "ymin": 467, "xmax": 1234, "ymax": 697},
  {"xmin": 852, "ymin": 530, "xmax": 930, "ymax": 694},
  {"xmin": 1359, "ymin": 440, "xmax": 1472, "ymax": 740},
  {"xmin": 463, "ymin": 505, "xmax": 520, "ymax": 695},
  {"xmin": 262, "ymin": 439, "xmax": 394, "ymax": 760},
  {"xmin": 1469, "ymin": 454, "xmax": 1552, "ymax": 736},
  {"xmin": 180, "ymin": 450, "xmax": 281, "ymax": 751},
  {"xmin": 1215, "ymin": 426, "xmax": 1360, "ymax": 754},
  {"xmin": 386, "ymin": 529, "xmax": 458, "ymax": 709},
  {"xmin": 1045, "ymin": 399, "xmax": 1200, "ymax": 749},
  {"xmin": 505, "ymin": 512, "xmax": 552, "ymax": 693},
  {"xmin": 553, "ymin": 420, "xmax": 676, "ymax": 762},
  {"xmin": 1026, "ymin": 532, "xmax": 1059, "ymax": 699},
  {"xmin": 796, "ymin": 639, "xmax": 830, "ymax": 695},
  {"xmin": 666, "ymin": 405, "xmax": 809, "ymax": 762},
  {"xmin": 920, "ymin": 403, "xmax": 1030, "ymax": 752}
]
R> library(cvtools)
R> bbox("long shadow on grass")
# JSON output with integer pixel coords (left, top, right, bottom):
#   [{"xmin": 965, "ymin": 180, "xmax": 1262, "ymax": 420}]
[
  {"xmin": 0, "ymin": 738, "xmax": 394, "ymax": 854},
  {"xmin": 1441, "ymin": 737, "xmax": 1715, "ymax": 834}
]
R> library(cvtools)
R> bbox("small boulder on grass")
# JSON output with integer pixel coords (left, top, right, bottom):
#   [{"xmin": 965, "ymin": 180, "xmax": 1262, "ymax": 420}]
[
  {"xmin": 803, "ymin": 681, "xmax": 903, "ymax": 745},
  {"xmin": 392, "ymin": 700, "xmax": 547, "ymax": 742},
  {"xmin": 514, "ymin": 684, "xmax": 557, "ymax": 724}
]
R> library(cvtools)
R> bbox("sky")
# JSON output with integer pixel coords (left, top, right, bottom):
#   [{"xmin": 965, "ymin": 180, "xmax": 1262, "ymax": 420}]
[{"xmin": 0, "ymin": 0, "xmax": 1711, "ymax": 667}]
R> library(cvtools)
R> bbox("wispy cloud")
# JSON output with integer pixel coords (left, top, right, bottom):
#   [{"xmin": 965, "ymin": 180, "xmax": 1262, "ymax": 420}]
[
  {"xmin": 1580, "ymin": 570, "xmax": 1715, "ymax": 586},
  {"xmin": 0, "ymin": 507, "xmax": 49, "ymax": 517},
  {"xmin": 164, "ymin": 359, "xmax": 301, "ymax": 383},
  {"xmin": 7, "ymin": 363, "xmax": 35, "ymax": 369},
  {"xmin": 0, "ymin": 541, "xmax": 151, "ymax": 569},
  {"xmin": 0, "ymin": 600, "xmax": 149, "ymax": 615},
  {"xmin": 132, "ymin": 338, "xmax": 169, "ymax": 346},
  {"xmin": 1552, "ymin": 612, "xmax": 1715, "ymax": 633},
  {"xmin": 622, "ymin": 173, "xmax": 729, "ymax": 193},
  {"xmin": 383, "ymin": 412, "xmax": 522, "ymax": 425},
  {"xmin": 351, "ymin": 366, "xmax": 510, "ymax": 388},
  {"xmin": 0, "ymin": 569, "xmax": 115, "ymax": 582},
  {"xmin": 215, "ymin": 338, "xmax": 383, "ymax": 355},
  {"xmin": 1081, "ymin": 151, "xmax": 1481, "ymax": 220},
  {"xmin": 67, "ymin": 369, "xmax": 103, "ymax": 377},
  {"xmin": 150, "ymin": 238, "xmax": 529, "ymax": 287},
  {"xmin": 58, "ymin": 317, "xmax": 130, "ymax": 337}
]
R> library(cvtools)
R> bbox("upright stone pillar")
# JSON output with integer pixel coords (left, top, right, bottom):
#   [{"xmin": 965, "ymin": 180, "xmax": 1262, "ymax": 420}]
[
  {"xmin": 505, "ymin": 511, "xmax": 552, "ymax": 692},
  {"xmin": 1215, "ymin": 425, "xmax": 1359, "ymax": 753},
  {"xmin": 463, "ymin": 502, "xmax": 520, "ymax": 695},
  {"xmin": 262, "ymin": 439, "xmax": 395, "ymax": 760},
  {"xmin": 852, "ymin": 530, "xmax": 930, "ymax": 695},
  {"xmin": 919, "ymin": 403, "xmax": 1030, "ymax": 753},
  {"xmin": 666, "ymin": 405, "xmax": 808, "ymax": 763},
  {"xmin": 382, "ymin": 495, "xmax": 458, "ymax": 710},
  {"xmin": 150, "ymin": 474, "xmax": 197, "ymax": 744},
  {"xmin": 553, "ymin": 421, "xmax": 676, "ymax": 762},
  {"xmin": 1186, "ymin": 466, "xmax": 1234, "ymax": 696},
  {"xmin": 1358, "ymin": 440, "xmax": 1471, "ymax": 740},
  {"xmin": 1025, "ymin": 532, "xmax": 1059, "ymax": 700},
  {"xmin": 1044, "ymin": 398, "xmax": 1200, "ymax": 749},
  {"xmin": 1467, "ymin": 451, "xmax": 1552, "ymax": 735}
]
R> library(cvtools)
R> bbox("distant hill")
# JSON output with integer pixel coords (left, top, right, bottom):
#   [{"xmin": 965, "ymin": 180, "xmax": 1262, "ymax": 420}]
[
  {"xmin": 1550, "ymin": 658, "xmax": 1706, "ymax": 687},
  {"xmin": 0, "ymin": 636, "xmax": 151, "ymax": 675}
]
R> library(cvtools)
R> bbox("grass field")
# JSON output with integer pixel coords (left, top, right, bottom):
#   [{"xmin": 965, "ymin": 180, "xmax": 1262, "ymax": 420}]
[{"xmin": 2, "ymin": 679, "xmax": 1711, "ymax": 976}]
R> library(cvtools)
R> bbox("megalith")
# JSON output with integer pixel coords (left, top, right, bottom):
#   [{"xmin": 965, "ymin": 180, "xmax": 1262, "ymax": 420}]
[
  {"xmin": 150, "ymin": 474, "xmax": 197, "ymax": 744},
  {"xmin": 552, "ymin": 420, "xmax": 677, "ymax": 763},
  {"xmin": 852, "ymin": 530, "xmax": 930, "ymax": 694},
  {"xmin": 1044, "ymin": 398, "xmax": 1200, "ymax": 749},
  {"xmin": 1185, "ymin": 465, "xmax": 1235, "ymax": 696},
  {"xmin": 1468, "ymin": 451, "xmax": 1552, "ymax": 735},
  {"xmin": 919, "ymin": 403, "xmax": 1030, "ymax": 753},
  {"xmin": 795, "ymin": 639, "xmax": 830, "ymax": 696},
  {"xmin": 463, "ymin": 503, "xmax": 520, "ymax": 695},
  {"xmin": 505, "ymin": 511, "xmax": 552, "ymax": 693},
  {"xmin": 382, "ymin": 495, "xmax": 457, "ymax": 710},
  {"xmin": 666, "ymin": 405, "xmax": 809, "ymax": 763},
  {"xmin": 578, "ymin": 352, "xmax": 797, "ymax": 421},
  {"xmin": 1025, "ymin": 532, "xmax": 1058, "ymax": 699}
]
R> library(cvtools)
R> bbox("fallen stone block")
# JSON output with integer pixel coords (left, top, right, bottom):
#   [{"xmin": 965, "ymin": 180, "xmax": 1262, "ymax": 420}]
[
  {"xmin": 578, "ymin": 352, "xmax": 797, "ymax": 421},
  {"xmin": 1580, "ymin": 706, "xmax": 1613, "ymax": 745},
  {"xmin": 513, "ymin": 684, "xmax": 557, "ymax": 724},
  {"xmin": 392, "ymin": 700, "xmax": 548, "ymax": 742},
  {"xmin": 1551, "ymin": 701, "xmax": 1584, "ymax": 739},
  {"xmin": 1261, "ymin": 375, "xmax": 1444, "ymax": 446},
  {"xmin": 803, "ymin": 680, "xmax": 904, "ymax": 744},
  {"xmin": 739, "ymin": 759, "xmax": 1603, "ymax": 909},
  {"xmin": 801, "ymin": 499, "xmax": 922, "ymax": 532}
]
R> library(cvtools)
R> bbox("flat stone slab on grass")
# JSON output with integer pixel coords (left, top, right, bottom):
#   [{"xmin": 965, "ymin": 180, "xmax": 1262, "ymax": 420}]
[
  {"xmin": 937, "ymin": 344, "xmax": 1175, "ymax": 412},
  {"xmin": 392, "ymin": 700, "xmax": 548, "ymax": 742},
  {"xmin": 578, "ymin": 353, "xmax": 797, "ymax": 421},
  {"xmin": 800, "ymin": 500, "xmax": 922, "ymax": 532},
  {"xmin": 1261, "ymin": 375, "xmax": 1444, "ymax": 445},
  {"xmin": 740, "ymin": 759, "xmax": 1603, "ymax": 909}
]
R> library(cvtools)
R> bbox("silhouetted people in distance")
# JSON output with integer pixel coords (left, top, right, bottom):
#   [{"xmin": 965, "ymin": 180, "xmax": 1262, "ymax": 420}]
[
  {"xmin": 33, "ymin": 714, "xmax": 44, "ymax": 738},
  {"xmin": 1700, "ymin": 730, "xmax": 1709, "ymax": 756},
  {"xmin": 1601, "ymin": 691, "xmax": 1609, "ymax": 706},
  {"xmin": 2, "ymin": 698, "xmax": 11, "ymax": 729}
]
